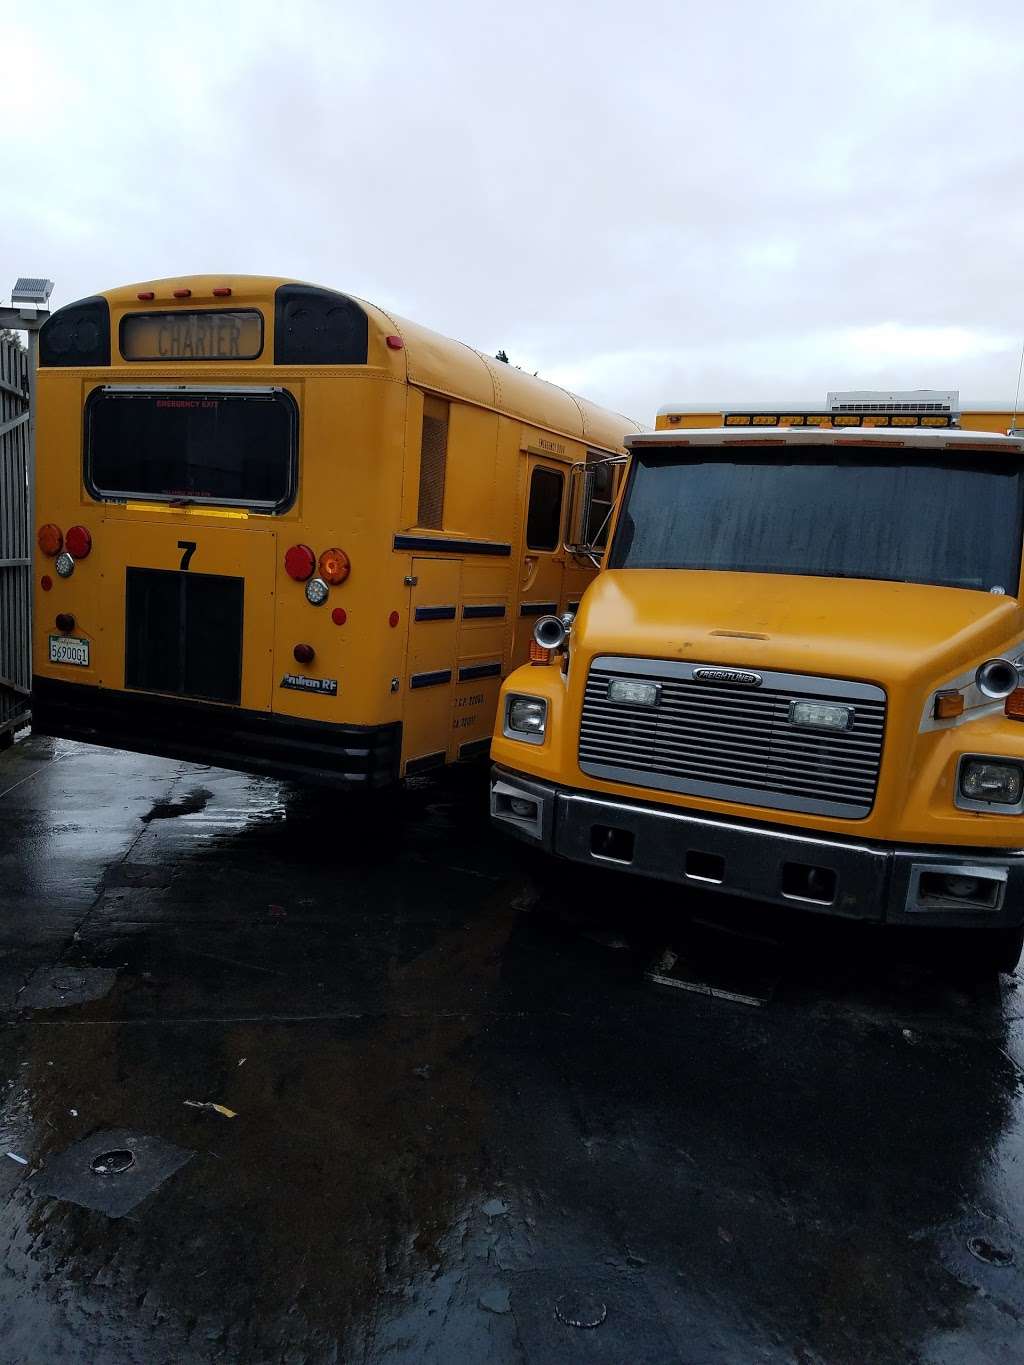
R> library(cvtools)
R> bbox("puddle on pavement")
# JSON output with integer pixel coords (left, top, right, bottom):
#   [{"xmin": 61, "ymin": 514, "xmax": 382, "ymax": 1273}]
[{"xmin": 141, "ymin": 788, "xmax": 213, "ymax": 822}]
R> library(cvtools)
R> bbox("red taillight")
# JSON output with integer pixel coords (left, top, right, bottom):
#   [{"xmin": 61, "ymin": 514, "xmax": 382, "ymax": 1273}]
[
  {"xmin": 318, "ymin": 547, "xmax": 350, "ymax": 585},
  {"xmin": 55, "ymin": 613, "xmax": 75, "ymax": 633},
  {"xmin": 386, "ymin": 335, "xmax": 404, "ymax": 350},
  {"xmin": 137, "ymin": 290, "xmax": 155, "ymax": 301},
  {"xmin": 37, "ymin": 524, "xmax": 63, "ymax": 556},
  {"xmin": 65, "ymin": 525, "xmax": 92, "ymax": 559},
  {"xmin": 284, "ymin": 544, "xmax": 316, "ymax": 581},
  {"xmin": 212, "ymin": 286, "xmax": 232, "ymax": 297},
  {"xmin": 293, "ymin": 643, "xmax": 315, "ymax": 664},
  {"xmin": 331, "ymin": 607, "xmax": 347, "ymax": 626},
  {"xmin": 173, "ymin": 288, "xmax": 191, "ymax": 299}
]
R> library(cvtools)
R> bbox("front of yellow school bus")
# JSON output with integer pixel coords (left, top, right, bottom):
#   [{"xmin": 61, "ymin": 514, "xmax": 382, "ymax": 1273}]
[
  {"xmin": 491, "ymin": 422, "xmax": 1024, "ymax": 974},
  {"xmin": 31, "ymin": 274, "xmax": 413, "ymax": 787}
]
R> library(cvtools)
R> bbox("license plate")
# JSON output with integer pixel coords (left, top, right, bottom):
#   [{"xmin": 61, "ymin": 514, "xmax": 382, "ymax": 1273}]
[{"xmin": 49, "ymin": 635, "xmax": 90, "ymax": 667}]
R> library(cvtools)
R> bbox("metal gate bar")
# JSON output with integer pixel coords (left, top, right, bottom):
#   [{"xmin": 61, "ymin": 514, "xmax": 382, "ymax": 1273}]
[{"xmin": 0, "ymin": 335, "xmax": 30, "ymax": 742}]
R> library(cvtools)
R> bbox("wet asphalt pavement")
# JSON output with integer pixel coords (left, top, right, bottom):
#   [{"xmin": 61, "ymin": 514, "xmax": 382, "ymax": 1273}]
[{"xmin": 0, "ymin": 734, "xmax": 1023, "ymax": 1363}]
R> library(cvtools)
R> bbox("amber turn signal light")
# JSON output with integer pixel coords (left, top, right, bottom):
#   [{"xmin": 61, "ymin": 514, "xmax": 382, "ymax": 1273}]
[
  {"xmin": 38, "ymin": 524, "xmax": 63, "ymax": 556},
  {"xmin": 1005, "ymin": 689, "xmax": 1024, "ymax": 720},
  {"xmin": 529, "ymin": 640, "xmax": 552, "ymax": 666},
  {"xmin": 318, "ymin": 548, "xmax": 350, "ymax": 585},
  {"xmin": 933, "ymin": 690, "xmax": 965, "ymax": 720}
]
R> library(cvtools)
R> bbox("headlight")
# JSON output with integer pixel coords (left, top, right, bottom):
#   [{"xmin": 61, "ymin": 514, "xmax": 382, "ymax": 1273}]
[
  {"xmin": 959, "ymin": 756, "xmax": 1024, "ymax": 807},
  {"xmin": 790, "ymin": 699, "xmax": 853, "ymax": 731},
  {"xmin": 504, "ymin": 695, "xmax": 548, "ymax": 744}
]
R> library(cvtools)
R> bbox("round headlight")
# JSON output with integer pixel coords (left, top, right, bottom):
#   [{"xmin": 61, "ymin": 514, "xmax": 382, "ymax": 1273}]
[
  {"xmin": 305, "ymin": 576, "xmax": 329, "ymax": 606},
  {"xmin": 55, "ymin": 551, "xmax": 75, "ymax": 579},
  {"xmin": 976, "ymin": 658, "xmax": 1020, "ymax": 700}
]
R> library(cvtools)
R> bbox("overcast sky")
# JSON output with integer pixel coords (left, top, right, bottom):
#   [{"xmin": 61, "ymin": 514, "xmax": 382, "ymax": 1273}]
[{"xmin": 6, "ymin": 0, "xmax": 1024, "ymax": 421}]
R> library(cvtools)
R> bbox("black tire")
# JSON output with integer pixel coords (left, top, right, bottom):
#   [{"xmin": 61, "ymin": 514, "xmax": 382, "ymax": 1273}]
[{"xmin": 956, "ymin": 926, "xmax": 1024, "ymax": 978}]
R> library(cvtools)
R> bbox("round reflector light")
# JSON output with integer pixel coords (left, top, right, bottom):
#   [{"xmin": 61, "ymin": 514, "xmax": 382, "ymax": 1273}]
[
  {"xmin": 318, "ymin": 547, "xmax": 350, "ymax": 585},
  {"xmin": 389, "ymin": 611, "xmax": 400, "ymax": 628},
  {"xmin": 331, "ymin": 607, "xmax": 347, "ymax": 626},
  {"xmin": 305, "ymin": 577, "xmax": 329, "ymax": 606},
  {"xmin": 55, "ymin": 612, "xmax": 76, "ymax": 633},
  {"xmin": 65, "ymin": 525, "xmax": 92, "ymax": 559},
  {"xmin": 40, "ymin": 575, "xmax": 53, "ymax": 592},
  {"xmin": 38, "ymin": 524, "xmax": 63, "ymax": 556},
  {"xmin": 293, "ymin": 643, "xmax": 315, "ymax": 664},
  {"xmin": 55, "ymin": 551, "xmax": 75, "ymax": 579},
  {"xmin": 285, "ymin": 544, "xmax": 316, "ymax": 581}
]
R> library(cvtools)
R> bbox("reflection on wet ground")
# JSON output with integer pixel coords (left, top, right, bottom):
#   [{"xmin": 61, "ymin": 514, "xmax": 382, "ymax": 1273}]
[{"xmin": 0, "ymin": 733, "xmax": 1022, "ymax": 1362}]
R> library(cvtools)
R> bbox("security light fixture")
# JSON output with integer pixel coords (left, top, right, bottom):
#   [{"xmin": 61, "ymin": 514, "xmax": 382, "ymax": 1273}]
[{"xmin": 11, "ymin": 278, "xmax": 54, "ymax": 306}]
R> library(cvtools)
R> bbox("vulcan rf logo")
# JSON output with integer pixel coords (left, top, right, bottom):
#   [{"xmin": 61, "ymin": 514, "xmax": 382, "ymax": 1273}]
[{"xmin": 693, "ymin": 667, "xmax": 764, "ymax": 688}]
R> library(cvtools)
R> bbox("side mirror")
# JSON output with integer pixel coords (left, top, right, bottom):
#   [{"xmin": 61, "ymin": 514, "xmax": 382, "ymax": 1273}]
[{"xmin": 564, "ymin": 455, "xmax": 626, "ymax": 564}]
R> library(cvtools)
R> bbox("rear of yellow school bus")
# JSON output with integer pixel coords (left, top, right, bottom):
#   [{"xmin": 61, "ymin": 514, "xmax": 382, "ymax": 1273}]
[
  {"xmin": 32, "ymin": 275, "xmax": 413, "ymax": 785},
  {"xmin": 491, "ymin": 414, "xmax": 1024, "ymax": 975},
  {"xmin": 31, "ymin": 275, "xmax": 635, "ymax": 787}
]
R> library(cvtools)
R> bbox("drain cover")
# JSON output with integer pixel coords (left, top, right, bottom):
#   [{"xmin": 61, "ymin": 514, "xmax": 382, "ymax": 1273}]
[
  {"xmin": 35, "ymin": 1128, "xmax": 193, "ymax": 1217},
  {"xmin": 555, "ymin": 1291, "xmax": 607, "ymax": 1328},
  {"xmin": 19, "ymin": 965, "xmax": 117, "ymax": 1010},
  {"xmin": 91, "ymin": 1149, "xmax": 136, "ymax": 1176},
  {"xmin": 967, "ymin": 1235, "xmax": 1015, "ymax": 1267}
]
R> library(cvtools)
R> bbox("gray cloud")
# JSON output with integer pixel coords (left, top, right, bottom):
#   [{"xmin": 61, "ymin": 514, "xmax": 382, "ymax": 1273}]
[{"xmin": 5, "ymin": 0, "xmax": 1024, "ymax": 420}]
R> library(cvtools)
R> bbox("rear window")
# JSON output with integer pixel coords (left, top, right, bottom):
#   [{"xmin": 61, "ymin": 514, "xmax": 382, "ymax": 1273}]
[{"xmin": 85, "ymin": 387, "xmax": 297, "ymax": 512}]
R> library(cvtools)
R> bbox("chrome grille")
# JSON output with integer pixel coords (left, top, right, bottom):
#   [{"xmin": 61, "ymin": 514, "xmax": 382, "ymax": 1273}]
[{"xmin": 579, "ymin": 658, "xmax": 886, "ymax": 819}]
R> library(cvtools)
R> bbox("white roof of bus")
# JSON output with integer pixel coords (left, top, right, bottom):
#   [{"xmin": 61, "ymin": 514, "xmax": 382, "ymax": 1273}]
[
  {"xmin": 628, "ymin": 427, "xmax": 1024, "ymax": 453},
  {"xmin": 656, "ymin": 401, "xmax": 1020, "ymax": 415}
]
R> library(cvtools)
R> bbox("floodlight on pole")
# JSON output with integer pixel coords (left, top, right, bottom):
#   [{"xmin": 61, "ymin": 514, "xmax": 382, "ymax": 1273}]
[{"xmin": 11, "ymin": 278, "xmax": 54, "ymax": 307}]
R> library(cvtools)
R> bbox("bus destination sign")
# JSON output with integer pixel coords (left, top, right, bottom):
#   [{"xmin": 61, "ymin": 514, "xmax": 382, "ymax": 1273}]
[{"xmin": 121, "ymin": 310, "xmax": 263, "ymax": 361}]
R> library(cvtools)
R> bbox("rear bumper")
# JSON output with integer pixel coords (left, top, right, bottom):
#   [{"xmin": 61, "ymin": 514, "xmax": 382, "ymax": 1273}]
[
  {"xmin": 491, "ymin": 766, "xmax": 1024, "ymax": 928},
  {"xmin": 33, "ymin": 676, "xmax": 401, "ymax": 789}
]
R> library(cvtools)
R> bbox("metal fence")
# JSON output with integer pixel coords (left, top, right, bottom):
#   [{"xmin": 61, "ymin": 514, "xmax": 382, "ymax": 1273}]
[{"xmin": 0, "ymin": 335, "xmax": 31, "ymax": 745}]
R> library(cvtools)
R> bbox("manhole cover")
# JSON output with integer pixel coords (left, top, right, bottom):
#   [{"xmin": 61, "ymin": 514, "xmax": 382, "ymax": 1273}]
[
  {"xmin": 967, "ymin": 1235, "xmax": 1015, "ymax": 1267},
  {"xmin": 91, "ymin": 1149, "xmax": 136, "ymax": 1176},
  {"xmin": 35, "ymin": 1128, "xmax": 193, "ymax": 1218},
  {"xmin": 554, "ymin": 1292, "xmax": 607, "ymax": 1329}
]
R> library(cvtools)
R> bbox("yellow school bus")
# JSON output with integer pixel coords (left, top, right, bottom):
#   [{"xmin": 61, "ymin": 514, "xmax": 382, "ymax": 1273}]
[
  {"xmin": 32, "ymin": 275, "xmax": 641, "ymax": 786},
  {"xmin": 656, "ymin": 390, "xmax": 1022, "ymax": 434},
  {"xmin": 491, "ymin": 408, "xmax": 1024, "ymax": 974}
]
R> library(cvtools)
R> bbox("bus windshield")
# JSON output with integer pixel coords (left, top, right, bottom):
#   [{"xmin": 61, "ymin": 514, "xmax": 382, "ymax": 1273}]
[
  {"xmin": 85, "ymin": 387, "xmax": 297, "ymax": 511},
  {"xmin": 610, "ymin": 446, "xmax": 1024, "ymax": 594}
]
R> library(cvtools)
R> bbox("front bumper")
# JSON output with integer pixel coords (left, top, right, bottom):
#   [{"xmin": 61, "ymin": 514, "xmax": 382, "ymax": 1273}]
[{"xmin": 491, "ymin": 766, "xmax": 1024, "ymax": 927}]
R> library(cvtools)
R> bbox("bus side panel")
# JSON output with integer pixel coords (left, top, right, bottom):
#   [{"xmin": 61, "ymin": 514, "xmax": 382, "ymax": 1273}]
[{"xmin": 402, "ymin": 557, "xmax": 462, "ymax": 772}]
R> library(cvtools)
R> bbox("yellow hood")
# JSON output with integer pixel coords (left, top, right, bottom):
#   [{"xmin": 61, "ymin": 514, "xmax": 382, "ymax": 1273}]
[{"xmin": 575, "ymin": 570, "xmax": 1024, "ymax": 688}]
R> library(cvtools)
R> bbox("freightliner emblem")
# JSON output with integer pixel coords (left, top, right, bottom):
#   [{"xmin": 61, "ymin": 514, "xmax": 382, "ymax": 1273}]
[{"xmin": 693, "ymin": 667, "xmax": 763, "ymax": 687}]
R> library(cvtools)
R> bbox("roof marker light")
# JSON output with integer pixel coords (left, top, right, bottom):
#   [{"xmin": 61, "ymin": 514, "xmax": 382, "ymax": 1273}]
[
  {"xmin": 173, "ymin": 288, "xmax": 192, "ymax": 299},
  {"xmin": 386, "ymin": 335, "xmax": 404, "ymax": 350},
  {"xmin": 212, "ymin": 286, "xmax": 232, "ymax": 297},
  {"xmin": 137, "ymin": 291, "xmax": 155, "ymax": 301}
]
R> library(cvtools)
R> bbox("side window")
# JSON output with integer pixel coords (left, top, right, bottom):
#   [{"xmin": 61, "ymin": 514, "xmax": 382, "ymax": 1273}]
[
  {"xmin": 584, "ymin": 457, "xmax": 615, "ymax": 549},
  {"xmin": 526, "ymin": 466, "xmax": 564, "ymax": 551},
  {"xmin": 417, "ymin": 396, "xmax": 449, "ymax": 528}
]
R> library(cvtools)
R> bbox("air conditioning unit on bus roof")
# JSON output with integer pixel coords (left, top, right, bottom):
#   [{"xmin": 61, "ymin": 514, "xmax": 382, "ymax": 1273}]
[{"xmin": 826, "ymin": 389, "xmax": 959, "ymax": 415}]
